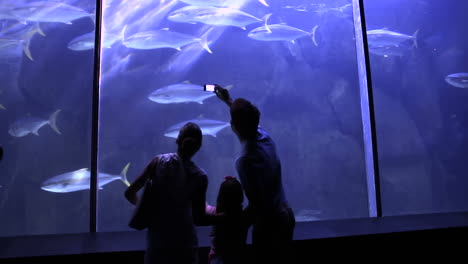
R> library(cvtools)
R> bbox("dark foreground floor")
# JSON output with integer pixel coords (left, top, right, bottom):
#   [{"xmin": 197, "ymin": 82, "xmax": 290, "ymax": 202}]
[{"xmin": 2, "ymin": 226, "xmax": 467, "ymax": 263}]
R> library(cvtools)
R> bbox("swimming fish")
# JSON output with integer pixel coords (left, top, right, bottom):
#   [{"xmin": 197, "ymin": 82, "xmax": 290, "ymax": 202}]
[
  {"xmin": 445, "ymin": 73, "xmax": 468, "ymax": 88},
  {"xmin": 8, "ymin": 109, "xmax": 61, "ymax": 137},
  {"xmin": 283, "ymin": 3, "xmax": 352, "ymax": 18},
  {"xmin": 9, "ymin": 1, "xmax": 93, "ymax": 24},
  {"xmin": 67, "ymin": 31, "xmax": 120, "ymax": 51},
  {"xmin": 164, "ymin": 117, "xmax": 230, "ymax": 138},
  {"xmin": 367, "ymin": 28, "xmax": 419, "ymax": 48},
  {"xmin": 122, "ymin": 27, "xmax": 212, "ymax": 53},
  {"xmin": 248, "ymin": 23, "xmax": 319, "ymax": 46},
  {"xmin": 167, "ymin": 6, "xmax": 263, "ymax": 30},
  {"xmin": 148, "ymin": 82, "xmax": 232, "ymax": 104},
  {"xmin": 41, "ymin": 163, "xmax": 131, "ymax": 193},
  {"xmin": 179, "ymin": 0, "xmax": 269, "ymax": 7}
]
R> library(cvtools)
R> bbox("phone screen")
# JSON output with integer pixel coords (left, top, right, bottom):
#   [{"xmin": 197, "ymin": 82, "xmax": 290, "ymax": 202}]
[{"xmin": 204, "ymin": 84, "xmax": 215, "ymax": 92}]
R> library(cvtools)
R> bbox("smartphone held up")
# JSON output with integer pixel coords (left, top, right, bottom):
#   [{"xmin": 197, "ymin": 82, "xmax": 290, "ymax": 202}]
[{"xmin": 204, "ymin": 84, "xmax": 215, "ymax": 92}]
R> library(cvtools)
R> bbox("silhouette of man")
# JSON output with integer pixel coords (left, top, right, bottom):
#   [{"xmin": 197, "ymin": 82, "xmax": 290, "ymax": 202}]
[{"xmin": 214, "ymin": 85, "xmax": 295, "ymax": 264}]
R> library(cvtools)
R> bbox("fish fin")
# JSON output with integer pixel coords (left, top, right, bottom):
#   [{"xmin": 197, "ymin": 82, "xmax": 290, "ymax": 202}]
[
  {"xmin": 311, "ymin": 25, "xmax": 319, "ymax": 47},
  {"xmin": 182, "ymin": 80, "xmax": 191, "ymax": 84},
  {"xmin": 199, "ymin": 27, "xmax": 214, "ymax": 54},
  {"xmin": 32, "ymin": 129, "xmax": 40, "ymax": 136},
  {"xmin": 291, "ymin": 40, "xmax": 295, "ymax": 44},
  {"xmin": 198, "ymin": 101, "xmax": 204, "ymax": 104},
  {"xmin": 176, "ymin": 47, "xmax": 182, "ymax": 51},
  {"xmin": 22, "ymin": 39, "xmax": 34, "ymax": 61},
  {"xmin": 412, "ymin": 29, "xmax": 419, "ymax": 48},
  {"xmin": 0, "ymin": 104, "xmax": 5, "ymax": 110},
  {"xmin": 66, "ymin": 21, "xmax": 73, "ymax": 25},
  {"xmin": 197, "ymin": 114, "xmax": 204, "ymax": 119},
  {"xmin": 258, "ymin": 0, "xmax": 269, "ymax": 7},
  {"xmin": 49, "ymin": 109, "xmax": 62, "ymax": 135},
  {"xmin": 241, "ymin": 27, "xmax": 247, "ymax": 31},
  {"xmin": 161, "ymin": 28, "xmax": 170, "ymax": 30},
  {"xmin": 225, "ymin": 85, "xmax": 234, "ymax": 90},
  {"xmin": 120, "ymin": 162, "xmax": 131, "ymax": 187}
]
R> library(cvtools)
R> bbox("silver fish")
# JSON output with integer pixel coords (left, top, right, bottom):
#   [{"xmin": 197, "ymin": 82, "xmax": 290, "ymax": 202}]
[
  {"xmin": 445, "ymin": 73, "xmax": 468, "ymax": 88},
  {"xmin": 164, "ymin": 117, "xmax": 230, "ymax": 138},
  {"xmin": 179, "ymin": 0, "xmax": 269, "ymax": 7},
  {"xmin": 9, "ymin": 109, "xmax": 61, "ymax": 137},
  {"xmin": 122, "ymin": 27, "xmax": 212, "ymax": 53},
  {"xmin": 167, "ymin": 6, "xmax": 263, "ymax": 30},
  {"xmin": 367, "ymin": 28, "xmax": 419, "ymax": 48},
  {"xmin": 67, "ymin": 31, "xmax": 120, "ymax": 51},
  {"xmin": 41, "ymin": 163, "xmax": 131, "ymax": 193},
  {"xmin": 10, "ymin": 1, "xmax": 92, "ymax": 24},
  {"xmin": 283, "ymin": 3, "xmax": 351, "ymax": 18},
  {"xmin": 248, "ymin": 23, "xmax": 319, "ymax": 46},
  {"xmin": 149, "ymin": 82, "xmax": 232, "ymax": 104}
]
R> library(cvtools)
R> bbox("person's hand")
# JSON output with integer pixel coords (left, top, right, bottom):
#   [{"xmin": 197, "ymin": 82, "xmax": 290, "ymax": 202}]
[
  {"xmin": 205, "ymin": 203, "xmax": 217, "ymax": 215},
  {"xmin": 125, "ymin": 188, "xmax": 138, "ymax": 205},
  {"xmin": 214, "ymin": 84, "xmax": 232, "ymax": 106},
  {"xmin": 208, "ymin": 248, "xmax": 216, "ymax": 263}
]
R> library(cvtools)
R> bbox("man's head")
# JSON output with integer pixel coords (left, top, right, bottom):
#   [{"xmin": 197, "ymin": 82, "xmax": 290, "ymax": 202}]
[
  {"xmin": 230, "ymin": 98, "xmax": 260, "ymax": 140},
  {"xmin": 176, "ymin": 122, "xmax": 202, "ymax": 159}
]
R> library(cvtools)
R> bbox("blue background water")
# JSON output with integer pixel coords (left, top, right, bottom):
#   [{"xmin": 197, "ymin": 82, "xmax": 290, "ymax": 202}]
[{"xmin": 0, "ymin": 0, "xmax": 466, "ymax": 236}]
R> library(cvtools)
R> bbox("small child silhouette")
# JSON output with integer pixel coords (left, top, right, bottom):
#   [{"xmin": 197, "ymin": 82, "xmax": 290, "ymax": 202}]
[{"xmin": 208, "ymin": 176, "xmax": 248, "ymax": 264}]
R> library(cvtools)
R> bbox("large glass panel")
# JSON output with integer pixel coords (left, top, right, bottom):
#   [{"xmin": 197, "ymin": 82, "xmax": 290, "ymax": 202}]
[
  {"xmin": 364, "ymin": 0, "xmax": 468, "ymax": 215},
  {"xmin": 0, "ymin": 0, "xmax": 95, "ymax": 236},
  {"xmin": 98, "ymin": 0, "xmax": 369, "ymax": 231}
]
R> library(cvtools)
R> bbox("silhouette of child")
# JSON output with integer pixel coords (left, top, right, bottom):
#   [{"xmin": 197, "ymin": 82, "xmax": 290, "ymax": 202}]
[{"xmin": 207, "ymin": 176, "xmax": 248, "ymax": 264}]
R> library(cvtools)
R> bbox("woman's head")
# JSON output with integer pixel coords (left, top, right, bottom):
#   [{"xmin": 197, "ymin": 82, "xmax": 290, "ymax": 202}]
[
  {"xmin": 216, "ymin": 176, "xmax": 243, "ymax": 214},
  {"xmin": 176, "ymin": 122, "xmax": 202, "ymax": 159}
]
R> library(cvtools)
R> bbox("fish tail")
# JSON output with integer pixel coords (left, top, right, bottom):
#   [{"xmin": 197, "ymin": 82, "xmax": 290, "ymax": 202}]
[
  {"xmin": 311, "ymin": 25, "xmax": 319, "ymax": 47},
  {"xmin": 22, "ymin": 39, "xmax": 34, "ymax": 61},
  {"xmin": 120, "ymin": 162, "xmax": 131, "ymax": 186},
  {"xmin": 33, "ymin": 23, "xmax": 46, "ymax": 37},
  {"xmin": 258, "ymin": 0, "xmax": 269, "ymax": 7},
  {"xmin": 261, "ymin": 13, "xmax": 273, "ymax": 33},
  {"xmin": 49, "ymin": 109, "xmax": 62, "ymax": 135},
  {"xmin": 121, "ymin": 25, "xmax": 128, "ymax": 44},
  {"xmin": 412, "ymin": 29, "xmax": 419, "ymax": 48},
  {"xmin": 90, "ymin": 12, "xmax": 96, "ymax": 25},
  {"xmin": 199, "ymin": 27, "xmax": 214, "ymax": 54}
]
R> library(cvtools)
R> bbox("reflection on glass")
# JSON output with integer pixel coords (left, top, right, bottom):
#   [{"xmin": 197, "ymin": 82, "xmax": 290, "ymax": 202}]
[
  {"xmin": 364, "ymin": 0, "xmax": 468, "ymax": 215},
  {"xmin": 98, "ymin": 0, "xmax": 369, "ymax": 232},
  {"xmin": 0, "ymin": 0, "xmax": 95, "ymax": 237}
]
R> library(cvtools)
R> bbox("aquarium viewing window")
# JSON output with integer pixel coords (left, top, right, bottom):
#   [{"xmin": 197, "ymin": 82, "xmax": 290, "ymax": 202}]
[{"xmin": 0, "ymin": 0, "xmax": 467, "ymax": 250}]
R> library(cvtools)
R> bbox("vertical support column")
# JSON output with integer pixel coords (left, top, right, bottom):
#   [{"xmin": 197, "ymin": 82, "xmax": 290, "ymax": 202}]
[
  {"xmin": 352, "ymin": 0, "xmax": 382, "ymax": 217},
  {"xmin": 90, "ymin": 0, "xmax": 103, "ymax": 232}
]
